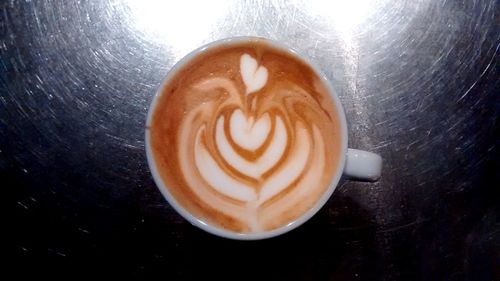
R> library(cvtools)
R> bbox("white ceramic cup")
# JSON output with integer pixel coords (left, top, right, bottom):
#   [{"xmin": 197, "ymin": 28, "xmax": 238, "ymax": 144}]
[{"xmin": 145, "ymin": 37, "xmax": 382, "ymax": 240}]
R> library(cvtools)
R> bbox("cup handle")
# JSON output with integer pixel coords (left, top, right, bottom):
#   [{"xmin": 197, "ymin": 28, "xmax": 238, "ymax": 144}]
[{"xmin": 343, "ymin": 148, "xmax": 382, "ymax": 182}]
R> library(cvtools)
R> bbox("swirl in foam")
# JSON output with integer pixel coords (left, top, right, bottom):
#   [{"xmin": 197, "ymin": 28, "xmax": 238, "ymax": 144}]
[{"xmin": 150, "ymin": 43, "xmax": 341, "ymax": 233}]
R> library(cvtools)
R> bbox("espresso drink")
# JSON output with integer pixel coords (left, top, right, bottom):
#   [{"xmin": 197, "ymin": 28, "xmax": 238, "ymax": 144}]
[{"xmin": 149, "ymin": 40, "xmax": 342, "ymax": 233}]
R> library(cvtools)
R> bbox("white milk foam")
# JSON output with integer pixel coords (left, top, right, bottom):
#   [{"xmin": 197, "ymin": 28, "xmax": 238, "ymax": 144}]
[
  {"xmin": 229, "ymin": 109, "xmax": 270, "ymax": 151},
  {"xmin": 195, "ymin": 126, "xmax": 257, "ymax": 202},
  {"xmin": 215, "ymin": 113, "xmax": 287, "ymax": 179},
  {"xmin": 240, "ymin": 54, "xmax": 268, "ymax": 95},
  {"xmin": 176, "ymin": 54, "xmax": 327, "ymax": 232}
]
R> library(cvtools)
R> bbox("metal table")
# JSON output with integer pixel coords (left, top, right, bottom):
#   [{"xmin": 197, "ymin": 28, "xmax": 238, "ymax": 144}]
[{"xmin": 3, "ymin": 0, "xmax": 499, "ymax": 279}]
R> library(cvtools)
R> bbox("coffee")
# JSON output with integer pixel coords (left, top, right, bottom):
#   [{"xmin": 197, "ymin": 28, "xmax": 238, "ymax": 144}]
[{"xmin": 148, "ymin": 40, "xmax": 342, "ymax": 233}]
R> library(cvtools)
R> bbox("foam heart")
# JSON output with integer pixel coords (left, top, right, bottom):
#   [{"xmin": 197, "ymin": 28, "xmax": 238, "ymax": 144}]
[
  {"xmin": 229, "ymin": 109, "xmax": 270, "ymax": 151},
  {"xmin": 240, "ymin": 54, "xmax": 268, "ymax": 95},
  {"xmin": 215, "ymin": 114, "xmax": 287, "ymax": 179}
]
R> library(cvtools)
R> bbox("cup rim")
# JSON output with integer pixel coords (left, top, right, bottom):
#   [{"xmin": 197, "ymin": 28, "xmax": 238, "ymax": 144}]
[{"xmin": 145, "ymin": 36, "xmax": 348, "ymax": 240}]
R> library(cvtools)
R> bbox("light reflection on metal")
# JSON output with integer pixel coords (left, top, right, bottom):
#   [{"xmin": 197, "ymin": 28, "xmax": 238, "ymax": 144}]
[{"xmin": 125, "ymin": 0, "xmax": 233, "ymax": 58}]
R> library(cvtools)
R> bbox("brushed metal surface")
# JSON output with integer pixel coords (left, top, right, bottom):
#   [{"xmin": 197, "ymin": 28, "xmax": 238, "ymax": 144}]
[{"xmin": 3, "ymin": 0, "xmax": 499, "ymax": 279}]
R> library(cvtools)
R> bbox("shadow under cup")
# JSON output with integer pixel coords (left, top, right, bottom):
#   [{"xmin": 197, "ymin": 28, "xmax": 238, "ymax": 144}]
[{"xmin": 145, "ymin": 37, "xmax": 349, "ymax": 240}]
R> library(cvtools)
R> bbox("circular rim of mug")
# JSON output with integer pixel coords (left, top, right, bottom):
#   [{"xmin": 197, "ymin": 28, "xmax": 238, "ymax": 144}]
[{"xmin": 145, "ymin": 36, "xmax": 348, "ymax": 240}]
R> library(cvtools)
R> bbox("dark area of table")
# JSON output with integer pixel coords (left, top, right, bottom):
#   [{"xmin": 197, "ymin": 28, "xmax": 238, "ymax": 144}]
[{"xmin": 2, "ymin": 0, "xmax": 499, "ymax": 280}]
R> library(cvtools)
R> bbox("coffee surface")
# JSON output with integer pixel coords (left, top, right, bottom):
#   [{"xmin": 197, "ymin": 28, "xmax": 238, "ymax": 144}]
[{"xmin": 149, "ymin": 40, "xmax": 342, "ymax": 233}]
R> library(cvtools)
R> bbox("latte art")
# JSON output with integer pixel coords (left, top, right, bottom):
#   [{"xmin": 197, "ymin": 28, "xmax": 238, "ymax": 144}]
[
  {"xmin": 149, "ymin": 42, "xmax": 342, "ymax": 232},
  {"xmin": 240, "ymin": 54, "xmax": 268, "ymax": 94}
]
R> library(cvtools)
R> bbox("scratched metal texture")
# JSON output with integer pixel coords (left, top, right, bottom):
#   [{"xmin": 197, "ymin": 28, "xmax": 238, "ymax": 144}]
[{"xmin": 2, "ymin": 0, "xmax": 499, "ymax": 280}]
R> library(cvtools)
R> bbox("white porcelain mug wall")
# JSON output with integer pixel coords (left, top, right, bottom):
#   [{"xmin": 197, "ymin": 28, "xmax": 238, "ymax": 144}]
[{"xmin": 145, "ymin": 37, "xmax": 382, "ymax": 240}]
